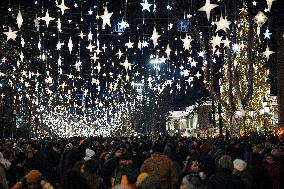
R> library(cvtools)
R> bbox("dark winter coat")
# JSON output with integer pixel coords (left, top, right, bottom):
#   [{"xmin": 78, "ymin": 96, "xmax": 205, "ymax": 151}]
[{"xmin": 206, "ymin": 169, "xmax": 244, "ymax": 189}]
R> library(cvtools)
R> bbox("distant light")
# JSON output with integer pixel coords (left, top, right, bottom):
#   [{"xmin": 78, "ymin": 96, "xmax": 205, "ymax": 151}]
[{"xmin": 35, "ymin": 1, "xmax": 38, "ymax": 4}]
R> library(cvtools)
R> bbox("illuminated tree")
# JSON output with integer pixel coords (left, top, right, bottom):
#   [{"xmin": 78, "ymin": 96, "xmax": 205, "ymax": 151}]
[{"xmin": 205, "ymin": 4, "xmax": 274, "ymax": 137}]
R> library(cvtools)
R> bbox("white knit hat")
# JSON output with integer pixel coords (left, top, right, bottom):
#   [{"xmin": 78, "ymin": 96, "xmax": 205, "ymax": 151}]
[
  {"xmin": 233, "ymin": 159, "xmax": 247, "ymax": 172},
  {"xmin": 84, "ymin": 148, "xmax": 95, "ymax": 161}
]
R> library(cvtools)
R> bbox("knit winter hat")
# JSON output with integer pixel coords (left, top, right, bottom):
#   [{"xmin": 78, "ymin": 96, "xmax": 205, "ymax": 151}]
[
  {"xmin": 84, "ymin": 148, "xmax": 95, "ymax": 161},
  {"xmin": 25, "ymin": 170, "xmax": 42, "ymax": 183},
  {"xmin": 233, "ymin": 159, "xmax": 247, "ymax": 172}
]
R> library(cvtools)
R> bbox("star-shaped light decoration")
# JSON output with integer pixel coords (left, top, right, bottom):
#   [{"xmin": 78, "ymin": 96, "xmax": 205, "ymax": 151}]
[
  {"xmin": 96, "ymin": 63, "xmax": 102, "ymax": 73},
  {"xmin": 138, "ymin": 41, "xmax": 143, "ymax": 50},
  {"xmin": 167, "ymin": 5, "xmax": 172, "ymax": 10},
  {"xmin": 19, "ymin": 51, "xmax": 24, "ymax": 62},
  {"xmin": 88, "ymin": 29, "xmax": 93, "ymax": 41},
  {"xmin": 57, "ymin": 0, "xmax": 69, "ymax": 15},
  {"xmin": 254, "ymin": 11, "xmax": 268, "ymax": 26},
  {"xmin": 142, "ymin": 41, "xmax": 149, "ymax": 47},
  {"xmin": 186, "ymin": 77, "xmax": 194, "ymax": 84},
  {"xmin": 183, "ymin": 69, "xmax": 190, "ymax": 77},
  {"xmin": 90, "ymin": 53, "xmax": 99, "ymax": 62},
  {"xmin": 215, "ymin": 50, "xmax": 221, "ymax": 57},
  {"xmin": 39, "ymin": 10, "xmax": 55, "ymax": 27},
  {"xmin": 165, "ymin": 44, "xmax": 172, "ymax": 58},
  {"xmin": 266, "ymin": 0, "xmax": 277, "ymax": 12},
  {"xmin": 17, "ymin": 10, "xmax": 23, "ymax": 29},
  {"xmin": 198, "ymin": 0, "xmax": 219, "ymax": 21},
  {"xmin": 191, "ymin": 59, "xmax": 197, "ymax": 67},
  {"xmin": 75, "ymin": 60, "xmax": 82, "ymax": 71},
  {"xmin": 21, "ymin": 37, "xmax": 25, "ymax": 47},
  {"xmin": 264, "ymin": 28, "xmax": 272, "ymax": 39},
  {"xmin": 210, "ymin": 34, "xmax": 223, "ymax": 52},
  {"xmin": 116, "ymin": 49, "xmax": 123, "ymax": 59},
  {"xmin": 34, "ymin": 15, "xmax": 39, "ymax": 30},
  {"xmin": 222, "ymin": 37, "xmax": 231, "ymax": 47},
  {"xmin": 232, "ymin": 43, "xmax": 240, "ymax": 53},
  {"xmin": 168, "ymin": 23, "xmax": 173, "ymax": 30},
  {"xmin": 57, "ymin": 18, "xmax": 62, "ymax": 32},
  {"xmin": 3, "ymin": 27, "xmax": 18, "ymax": 41},
  {"xmin": 102, "ymin": 44, "xmax": 107, "ymax": 52},
  {"xmin": 68, "ymin": 36, "xmax": 73, "ymax": 54},
  {"xmin": 100, "ymin": 6, "xmax": 113, "ymax": 29},
  {"xmin": 95, "ymin": 48, "xmax": 102, "ymax": 55},
  {"xmin": 118, "ymin": 20, "xmax": 127, "ymax": 29},
  {"xmin": 120, "ymin": 57, "xmax": 133, "ymax": 71},
  {"xmin": 86, "ymin": 42, "xmax": 95, "ymax": 52},
  {"xmin": 195, "ymin": 71, "xmax": 202, "ymax": 79},
  {"xmin": 150, "ymin": 27, "xmax": 161, "ymax": 47},
  {"xmin": 181, "ymin": 34, "xmax": 193, "ymax": 50},
  {"xmin": 78, "ymin": 31, "xmax": 85, "ymax": 39},
  {"xmin": 254, "ymin": 11, "xmax": 267, "ymax": 35},
  {"xmin": 56, "ymin": 41, "xmax": 64, "ymax": 50},
  {"xmin": 262, "ymin": 45, "xmax": 275, "ymax": 60},
  {"xmin": 88, "ymin": 9, "xmax": 93, "ymax": 15},
  {"xmin": 198, "ymin": 51, "xmax": 206, "ymax": 58},
  {"xmin": 253, "ymin": 1, "xmax": 257, "ymax": 6},
  {"xmin": 140, "ymin": 0, "xmax": 152, "ymax": 12},
  {"xmin": 214, "ymin": 16, "xmax": 231, "ymax": 32},
  {"xmin": 125, "ymin": 39, "xmax": 134, "ymax": 48}
]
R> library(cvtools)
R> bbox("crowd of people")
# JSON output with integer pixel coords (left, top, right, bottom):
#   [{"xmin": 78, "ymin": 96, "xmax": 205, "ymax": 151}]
[{"xmin": 0, "ymin": 135, "xmax": 283, "ymax": 189}]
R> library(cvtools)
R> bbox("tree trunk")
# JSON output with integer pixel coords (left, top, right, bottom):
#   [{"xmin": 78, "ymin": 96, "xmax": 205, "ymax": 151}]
[{"xmin": 277, "ymin": 26, "xmax": 284, "ymax": 126}]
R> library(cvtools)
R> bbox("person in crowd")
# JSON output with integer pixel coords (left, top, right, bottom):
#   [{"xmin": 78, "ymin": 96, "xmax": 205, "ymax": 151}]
[
  {"xmin": 178, "ymin": 158, "xmax": 205, "ymax": 189},
  {"xmin": 33, "ymin": 142, "xmax": 50, "ymax": 180},
  {"xmin": 271, "ymin": 148, "xmax": 284, "ymax": 189},
  {"xmin": 250, "ymin": 150, "xmax": 272, "ymax": 189},
  {"xmin": 0, "ymin": 152, "xmax": 9, "ymax": 189},
  {"xmin": 60, "ymin": 169, "xmax": 91, "ymax": 189},
  {"xmin": 164, "ymin": 142, "xmax": 183, "ymax": 177},
  {"xmin": 11, "ymin": 169, "xmax": 53, "ymax": 189},
  {"xmin": 101, "ymin": 145, "xmax": 125, "ymax": 188},
  {"xmin": 262, "ymin": 141, "xmax": 273, "ymax": 155},
  {"xmin": 81, "ymin": 159, "xmax": 106, "ymax": 189},
  {"xmin": 199, "ymin": 143, "xmax": 215, "ymax": 177},
  {"xmin": 110, "ymin": 151, "xmax": 139, "ymax": 188},
  {"xmin": 263, "ymin": 154, "xmax": 280, "ymax": 189},
  {"xmin": 140, "ymin": 141, "xmax": 178, "ymax": 189},
  {"xmin": 58, "ymin": 143, "xmax": 75, "ymax": 179},
  {"xmin": 206, "ymin": 155, "xmax": 244, "ymax": 189},
  {"xmin": 233, "ymin": 159, "xmax": 253, "ymax": 189}
]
